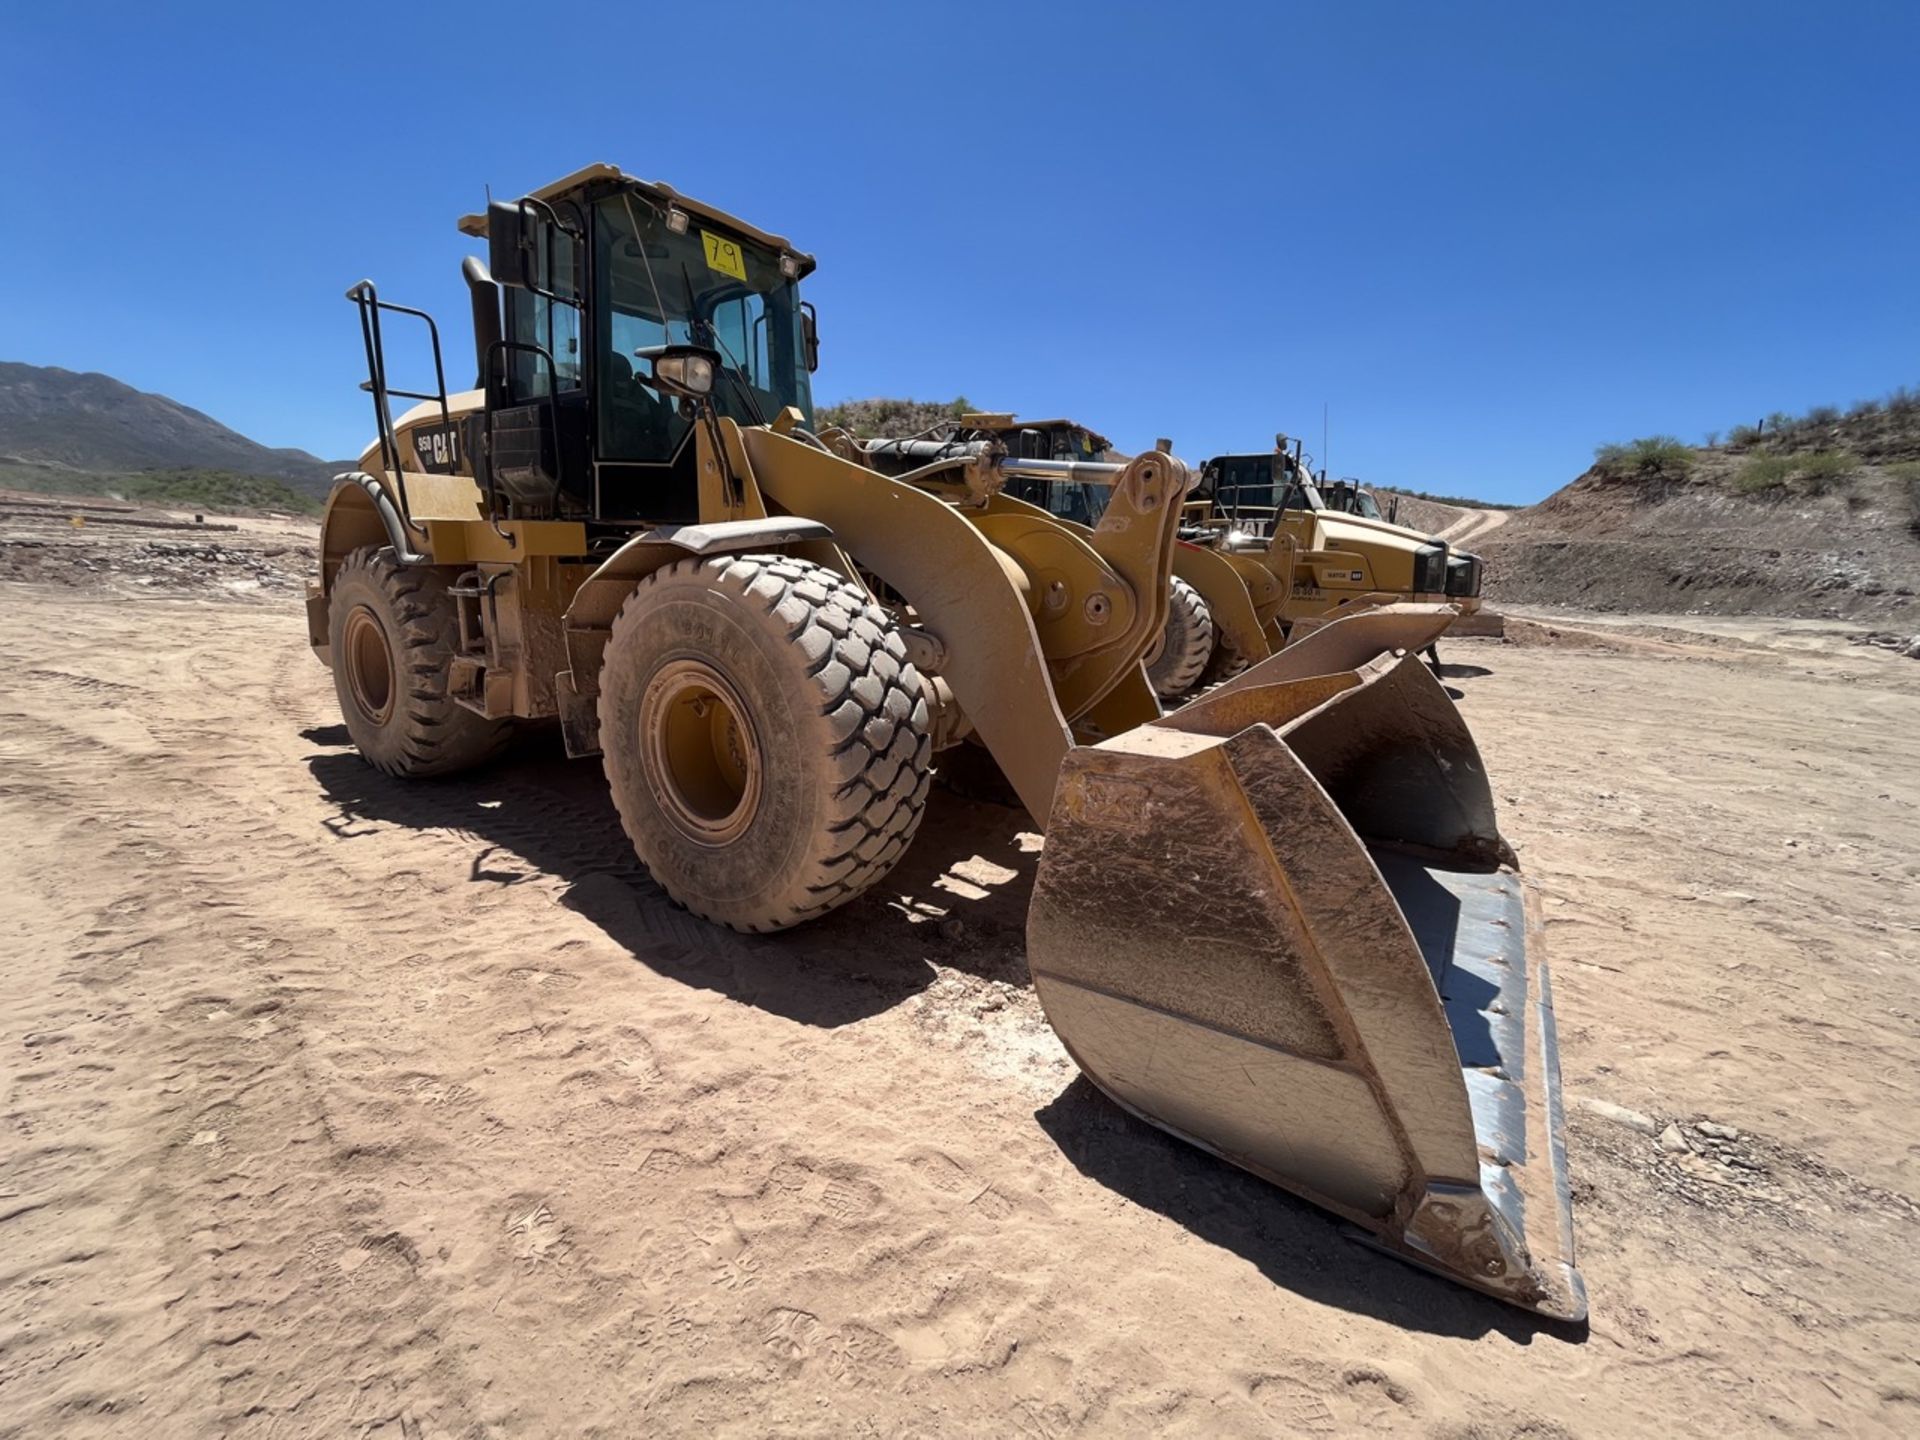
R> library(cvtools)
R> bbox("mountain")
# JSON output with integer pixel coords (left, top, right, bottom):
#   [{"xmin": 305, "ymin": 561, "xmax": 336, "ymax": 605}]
[{"xmin": 0, "ymin": 362, "xmax": 341, "ymax": 498}]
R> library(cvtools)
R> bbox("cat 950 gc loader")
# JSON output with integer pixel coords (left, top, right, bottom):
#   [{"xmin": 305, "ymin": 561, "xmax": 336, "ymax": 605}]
[{"xmin": 307, "ymin": 164, "xmax": 1584, "ymax": 1319}]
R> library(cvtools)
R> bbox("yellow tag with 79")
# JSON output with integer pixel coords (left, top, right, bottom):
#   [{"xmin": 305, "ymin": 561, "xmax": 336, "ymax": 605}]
[{"xmin": 701, "ymin": 230, "xmax": 747, "ymax": 281}]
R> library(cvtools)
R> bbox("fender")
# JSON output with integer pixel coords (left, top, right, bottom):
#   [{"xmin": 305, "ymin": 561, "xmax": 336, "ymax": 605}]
[
  {"xmin": 320, "ymin": 471, "xmax": 426, "ymax": 574},
  {"xmin": 308, "ymin": 471, "xmax": 427, "ymax": 661}
]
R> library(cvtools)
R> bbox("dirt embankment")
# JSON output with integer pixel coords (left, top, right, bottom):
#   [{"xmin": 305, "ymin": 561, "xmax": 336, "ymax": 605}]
[{"xmin": 1476, "ymin": 412, "xmax": 1920, "ymax": 627}]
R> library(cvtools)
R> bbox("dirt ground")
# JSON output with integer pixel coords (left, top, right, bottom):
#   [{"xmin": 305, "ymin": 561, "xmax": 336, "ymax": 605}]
[{"xmin": 2, "ymin": 531, "xmax": 1918, "ymax": 1437}]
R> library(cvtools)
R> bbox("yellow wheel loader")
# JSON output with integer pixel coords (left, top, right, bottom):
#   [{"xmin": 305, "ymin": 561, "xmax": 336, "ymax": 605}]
[{"xmin": 307, "ymin": 164, "xmax": 1583, "ymax": 1318}]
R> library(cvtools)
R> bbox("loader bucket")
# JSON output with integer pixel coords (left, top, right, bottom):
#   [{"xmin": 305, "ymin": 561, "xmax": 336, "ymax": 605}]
[
  {"xmin": 1027, "ymin": 648, "xmax": 1586, "ymax": 1320},
  {"xmin": 1275, "ymin": 600, "xmax": 1457, "ymax": 672}
]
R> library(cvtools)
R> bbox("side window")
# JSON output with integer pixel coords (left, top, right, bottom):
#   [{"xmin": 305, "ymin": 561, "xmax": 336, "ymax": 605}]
[{"xmin": 707, "ymin": 292, "xmax": 775, "ymax": 421}]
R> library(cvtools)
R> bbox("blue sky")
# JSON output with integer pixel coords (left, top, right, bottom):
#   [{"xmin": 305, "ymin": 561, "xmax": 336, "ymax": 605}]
[{"xmin": 3, "ymin": 2, "xmax": 1914, "ymax": 503}]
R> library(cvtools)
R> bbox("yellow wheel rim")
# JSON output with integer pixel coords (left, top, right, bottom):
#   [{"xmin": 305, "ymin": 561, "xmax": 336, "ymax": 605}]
[
  {"xmin": 343, "ymin": 605, "xmax": 397, "ymax": 725},
  {"xmin": 638, "ymin": 659, "xmax": 764, "ymax": 845}
]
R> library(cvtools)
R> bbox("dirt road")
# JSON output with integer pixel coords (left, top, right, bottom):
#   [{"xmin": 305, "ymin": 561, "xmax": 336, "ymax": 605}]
[{"xmin": 2, "ymin": 574, "xmax": 1917, "ymax": 1437}]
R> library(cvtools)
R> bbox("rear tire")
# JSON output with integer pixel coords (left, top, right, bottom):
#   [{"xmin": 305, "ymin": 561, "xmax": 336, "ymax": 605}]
[
  {"xmin": 327, "ymin": 546, "xmax": 509, "ymax": 777},
  {"xmin": 598, "ymin": 553, "xmax": 934, "ymax": 933},
  {"xmin": 1146, "ymin": 576, "xmax": 1215, "ymax": 699}
]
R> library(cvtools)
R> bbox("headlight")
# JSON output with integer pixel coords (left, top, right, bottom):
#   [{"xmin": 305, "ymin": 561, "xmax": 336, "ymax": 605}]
[
  {"xmin": 643, "ymin": 345, "xmax": 718, "ymax": 397},
  {"xmin": 1446, "ymin": 553, "xmax": 1482, "ymax": 597},
  {"xmin": 1413, "ymin": 543, "xmax": 1448, "ymax": 594}
]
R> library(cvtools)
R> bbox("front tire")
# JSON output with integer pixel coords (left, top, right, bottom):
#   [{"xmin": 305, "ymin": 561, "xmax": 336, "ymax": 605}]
[
  {"xmin": 598, "ymin": 554, "xmax": 934, "ymax": 932},
  {"xmin": 327, "ymin": 546, "xmax": 509, "ymax": 777},
  {"xmin": 1145, "ymin": 576, "xmax": 1215, "ymax": 699}
]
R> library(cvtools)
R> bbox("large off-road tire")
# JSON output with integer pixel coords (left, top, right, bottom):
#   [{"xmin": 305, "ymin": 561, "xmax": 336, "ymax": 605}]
[
  {"xmin": 598, "ymin": 553, "xmax": 934, "ymax": 933},
  {"xmin": 1145, "ymin": 576, "xmax": 1215, "ymax": 699},
  {"xmin": 327, "ymin": 545, "xmax": 510, "ymax": 777}
]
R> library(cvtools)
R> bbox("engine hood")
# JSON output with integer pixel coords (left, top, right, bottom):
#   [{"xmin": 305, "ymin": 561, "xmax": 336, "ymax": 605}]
[{"xmin": 1312, "ymin": 511, "xmax": 1443, "ymax": 553}]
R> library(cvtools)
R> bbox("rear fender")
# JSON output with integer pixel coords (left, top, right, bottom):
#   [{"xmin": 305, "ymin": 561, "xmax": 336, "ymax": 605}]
[{"xmin": 310, "ymin": 472, "xmax": 426, "ymax": 664}]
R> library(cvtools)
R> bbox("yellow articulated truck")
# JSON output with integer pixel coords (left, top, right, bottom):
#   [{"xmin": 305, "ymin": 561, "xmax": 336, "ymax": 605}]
[
  {"xmin": 307, "ymin": 163, "xmax": 1582, "ymax": 1319},
  {"xmin": 1198, "ymin": 436, "xmax": 1489, "ymax": 638}
]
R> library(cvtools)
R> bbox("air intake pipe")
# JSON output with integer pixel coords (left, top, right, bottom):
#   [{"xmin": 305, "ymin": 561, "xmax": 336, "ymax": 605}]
[{"xmin": 463, "ymin": 256, "xmax": 504, "ymax": 400}]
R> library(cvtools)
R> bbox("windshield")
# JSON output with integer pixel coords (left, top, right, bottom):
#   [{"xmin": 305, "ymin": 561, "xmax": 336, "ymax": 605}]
[{"xmin": 593, "ymin": 192, "xmax": 813, "ymax": 461}]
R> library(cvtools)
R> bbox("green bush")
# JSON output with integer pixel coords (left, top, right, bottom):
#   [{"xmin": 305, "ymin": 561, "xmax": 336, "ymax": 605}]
[
  {"xmin": 1594, "ymin": 435, "xmax": 1693, "ymax": 476},
  {"xmin": 1727, "ymin": 423, "xmax": 1762, "ymax": 447},
  {"xmin": 1888, "ymin": 462, "xmax": 1920, "ymax": 527},
  {"xmin": 1796, "ymin": 450, "xmax": 1858, "ymax": 493},
  {"xmin": 1733, "ymin": 451, "xmax": 1856, "ymax": 496},
  {"xmin": 1734, "ymin": 455, "xmax": 1793, "ymax": 493}
]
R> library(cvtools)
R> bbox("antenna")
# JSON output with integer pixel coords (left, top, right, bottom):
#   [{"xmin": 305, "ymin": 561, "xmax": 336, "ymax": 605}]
[{"xmin": 1322, "ymin": 402, "xmax": 1329, "ymax": 481}]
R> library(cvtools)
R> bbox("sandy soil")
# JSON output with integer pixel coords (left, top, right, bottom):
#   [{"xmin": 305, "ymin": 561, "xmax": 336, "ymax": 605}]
[{"xmin": 2, "ymin": 555, "xmax": 1918, "ymax": 1436}]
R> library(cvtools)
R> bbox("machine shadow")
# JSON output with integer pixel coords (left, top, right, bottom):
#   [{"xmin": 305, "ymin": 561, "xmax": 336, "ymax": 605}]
[
  {"xmin": 1034, "ymin": 1078, "xmax": 1586, "ymax": 1343},
  {"xmin": 302, "ymin": 727, "xmax": 1040, "ymax": 1029}
]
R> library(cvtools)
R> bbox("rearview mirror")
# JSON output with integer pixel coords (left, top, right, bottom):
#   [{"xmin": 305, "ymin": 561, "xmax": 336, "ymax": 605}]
[
  {"xmin": 800, "ymin": 302, "xmax": 820, "ymax": 373},
  {"xmin": 487, "ymin": 200, "xmax": 534, "ymax": 290},
  {"xmin": 487, "ymin": 199, "xmax": 580, "ymax": 302}
]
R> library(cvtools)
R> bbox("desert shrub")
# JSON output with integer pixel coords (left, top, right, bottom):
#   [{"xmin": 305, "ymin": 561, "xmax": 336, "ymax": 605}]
[
  {"xmin": 1734, "ymin": 456, "xmax": 1793, "ymax": 493},
  {"xmin": 1848, "ymin": 397, "xmax": 1883, "ymax": 419},
  {"xmin": 1795, "ymin": 450, "xmax": 1858, "ymax": 493},
  {"xmin": 1805, "ymin": 404, "xmax": 1840, "ymax": 428},
  {"xmin": 1887, "ymin": 386, "xmax": 1919, "ymax": 414},
  {"xmin": 1727, "ymin": 423, "xmax": 1762, "ymax": 447},
  {"xmin": 1733, "ymin": 451, "xmax": 1856, "ymax": 496},
  {"xmin": 1594, "ymin": 435, "xmax": 1693, "ymax": 476},
  {"xmin": 1702, "ymin": 430, "xmax": 1721, "ymax": 448},
  {"xmin": 1888, "ymin": 462, "xmax": 1920, "ymax": 526},
  {"xmin": 1766, "ymin": 410, "xmax": 1797, "ymax": 434}
]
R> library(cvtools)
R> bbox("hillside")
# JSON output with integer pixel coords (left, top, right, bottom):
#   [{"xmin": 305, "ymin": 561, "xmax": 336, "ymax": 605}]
[
  {"xmin": 1478, "ymin": 395, "xmax": 1920, "ymax": 625},
  {"xmin": 0, "ymin": 362, "xmax": 339, "ymax": 498},
  {"xmin": 814, "ymin": 396, "xmax": 974, "ymax": 439},
  {"xmin": 0, "ymin": 459, "xmax": 320, "ymax": 516}
]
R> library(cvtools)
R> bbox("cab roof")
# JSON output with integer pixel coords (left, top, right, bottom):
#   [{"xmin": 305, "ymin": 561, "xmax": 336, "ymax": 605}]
[{"xmin": 456, "ymin": 163, "xmax": 816, "ymax": 278}]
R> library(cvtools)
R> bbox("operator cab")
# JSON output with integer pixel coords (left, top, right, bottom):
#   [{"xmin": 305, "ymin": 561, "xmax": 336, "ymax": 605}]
[
  {"xmin": 1196, "ymin": 441, "xmax": 1325, "ymax": 537},
  {"xmin": 475, "ymin": 170, "xmax": 820, "ymax": 523},
  {"xmin": 350, "ymin": 164, "xmax": 821, "ymax": 535},
  {"xmin": 1320, "ymin": 478, "xmax": 1384, "ymax": 520}
]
